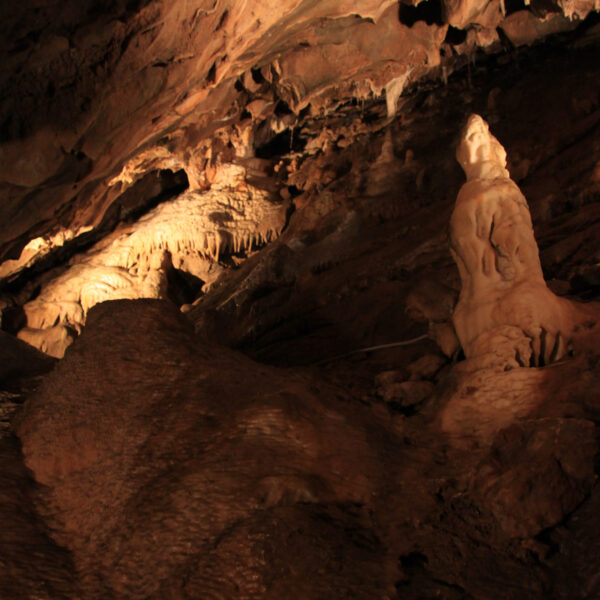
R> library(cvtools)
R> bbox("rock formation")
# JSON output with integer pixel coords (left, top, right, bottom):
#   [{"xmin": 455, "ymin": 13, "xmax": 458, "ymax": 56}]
[
  {"xmin": 15, "ymin": 164, "xmax": 288, "ymax": 357},
  {"xmin": 14, "ymin": 300, "xmax": 394, "ymax": 599},
  {"xmin": 450, "ymin": 114, "xmax": 599, "ymax": 368},
  {"xmin": 0, "ymin": 2, "xmax": 599, "ymax": 599}
]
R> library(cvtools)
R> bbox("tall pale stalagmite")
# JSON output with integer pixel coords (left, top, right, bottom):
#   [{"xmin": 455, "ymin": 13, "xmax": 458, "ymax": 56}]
[{"xmin": 450, "ymin": 114, "xmax": 597, "ymax": 368}]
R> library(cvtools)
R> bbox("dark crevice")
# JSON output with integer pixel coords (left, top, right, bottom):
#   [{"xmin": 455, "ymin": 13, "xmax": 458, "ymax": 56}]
[
  {"xmin": 215, "ymin": 9, "xmax": 229, "ymax": 31},
  {"xmin": 0, "ymin": 115, "xmax": 25, "ymax": 143},
  {"xmin": 529, "ymin": 0, "xmax": 562, "ymax": 17},
  {"xmin": 287, "ymin": 185, "xmax": 302, "ymax": 198},
  {"xmin": 387, "ymin": 401, "xmax": 423, "ymax": 417},
  {"xmin": 398, "ymin": 0, "xmax": 444, "ymax": 27},
  {"xmin": 166, "ymin": 266, "xmax": 205, "ymax": 306},
  {"xmin": 86, "ymin": 2, "xmax": 117, "ymax": 17},
  {"xmin": 445, "ymin": 25, "xmax": 467, "ymax": 45},
  {"xmin": 274, "ymin": 100, "xmax": 293, "ymax": 116},
  {"xmin": 255, "ymin": 128, "xmax": 306, "ymax": 159},
  {"xmin": 539, "ymin": 327, "xmax": 547, "ymax": 367},
  {"xmin": 399, "ymin": 551, "xmax": 429, "ymax": 570},
  {"xmin": 1, "ymin": 305, "xmax": 26, "ymax": 334},
  {"xmin": 251, "ymin": 67, "xmax": 265, "ymax": 85},
  {"xmin": 577, "ymin": 9, "xmax": 600, "ymax": 32},
  {"xmin": 120, "ymin": 31, "xmax": 135, "ymax": 55},
  {"xmin": 125, "ymin": 0, "xmax": 154, "ymax": 13},
  {"xmin": 504, "ymin": 0, "xmax": 528, "ymax": 15},
  {"xmin": 569, "ymin": 274, "xmax": 600, "ymax": 300},
  {"xmin": 533, "ymin": 527, "xmax": 561, "ymax": 559},
  {"xmin": 115, "ymin": 168, "xmax": 189, "ymax": 224},
  {"xmin": 206, "ymin": 61, "xmax": 217, "ymax": 84},
  {"xmin": 299, "ymin": 104, "xmax": 312, "ymax": 120}
]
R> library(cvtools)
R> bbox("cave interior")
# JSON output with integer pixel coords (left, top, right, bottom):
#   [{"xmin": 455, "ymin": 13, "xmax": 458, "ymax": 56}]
[{"xmin": 1, "ymin": 1, "xmax": 600, "ymax": 598}]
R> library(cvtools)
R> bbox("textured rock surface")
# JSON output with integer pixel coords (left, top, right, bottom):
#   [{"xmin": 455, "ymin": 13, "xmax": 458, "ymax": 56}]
[
  {"xmin": 0, "ymin": 329, "xmax": 68, "ymax": 599},
  {"xmin": 8, "ymin": 296, "xmax": 600, "ymax": 599},
  {"xmin": 0, "ymin": 331, "xmax": 55, "ymax": 434},
  {"xmin": 0, "ymin": 2, "xmax": 599, "ymax": 599},
  {"xmin": 0, "ymin": 435, "xmax": 76, "ymax": 600},
  {"xmin": 0, "ymin": 0, "xmax": 597, "ymax": 276},
  {"xmin": 16, "ymin": 163, "xmax": 288, "ymax": 356},
  {"xmin": 15, "ymin": 300, "xmax": 392, "ymax": 598}
]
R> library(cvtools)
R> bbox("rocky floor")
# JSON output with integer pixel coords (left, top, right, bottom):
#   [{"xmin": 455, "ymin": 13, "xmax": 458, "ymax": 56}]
[{"xmin": 4, "ymin": 296, "xmax": 600, "ymax": 599}]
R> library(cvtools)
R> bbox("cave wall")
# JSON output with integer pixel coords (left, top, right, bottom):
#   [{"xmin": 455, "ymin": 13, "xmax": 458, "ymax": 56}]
[
  {"xmin": 0, "ymin": 1, "xmax": 600, "ymax": 599},
  {"xmin": 0, "ymin": 0, "xmax": 597, "ymax": 265}
]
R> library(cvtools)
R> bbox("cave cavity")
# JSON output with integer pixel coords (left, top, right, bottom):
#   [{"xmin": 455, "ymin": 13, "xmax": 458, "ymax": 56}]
[
  {"xmin": 255, "ymin": 128, "xmax": 307, "ymax": 159},
  {"xmin": 398, "ymin": 0, "xmax": 444, "ymax": 27}
]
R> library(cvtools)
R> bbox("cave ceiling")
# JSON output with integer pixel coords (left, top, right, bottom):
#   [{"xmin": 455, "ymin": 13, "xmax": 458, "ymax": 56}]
[{"xmin": 0, "ymin": 0, "xmax": 594, "ymax": 244}]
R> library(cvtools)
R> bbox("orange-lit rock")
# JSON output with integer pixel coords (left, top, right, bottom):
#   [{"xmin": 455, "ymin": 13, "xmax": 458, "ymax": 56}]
[
  {"xmin": 450, "ymin": 115, "xmax": 600, "ymax": 368},
  {"xmin": 0, "ymin": 0, "xmax": 595, "ymax": 270},
  {"xmin": 15, "ymin": 300, "xmax": 391, "ymax": 598},
  {"xmin": 17, "ymin": 324, "xmax": 77, "ymax": 360},
  {"xmin": 499, "ymin": 11, "xmax": 578, "ymax": 47},
  {"xmin": 0, "ymin": 4, "xmax": 599, "ymax": 598},
  {"xmin": 16, "ymin": 164, "xmax": 288, "ymax": 356}
]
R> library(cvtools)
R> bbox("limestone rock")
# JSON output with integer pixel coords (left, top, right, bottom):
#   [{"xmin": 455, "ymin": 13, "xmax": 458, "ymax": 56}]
[
  {"xmin": 17, "ymin": 164, "xmax": 289, "ymax": 356},
  {"xmin": 428, "ymin": 321, "xmax": 461, "ymax": 359},
  {"xmin": 471, "ymin": 419, "xmax": 597, "ymax": 538},
  {"xmin": 0, "ymin": 14, "xmax": 598, "ymax": 597},
  {"xmin": 406, "ymin": 280, "xmax": 460, "ymax": 357},
  {"xmin": 443, "ymin": 0, "xmax": 504, "ymax": 30},
  {"xmin": 407, "ymin": 353, "xmax": 447, "ymax": 381},
  {"xmin": 405, "ymin": 279, "xmax": 457, "ymax": 323},
  {"xmin": 0, "ymin": 0, "xmax": 591, "ymax": 275},
  {"xmin": 17, "ymin": 325, "xmax": 77, "ymax": 360},
  {"xmin": 378, "ymin": 379, "xmax": 435, "ymax": 406},
  {"xmin": 500, "ymin": 11, "xmax": 578, "ymax": 47},
  {"xmin": 14, "ymin": 300, "xmax": 390, "ymax": 598},
  {"xmin": 375, "ymin": 369, "xmax": 407, "ymax": 389},
  {"xmin": 450, "ymin": 115, "xmax": 600, "ymax": 368}
]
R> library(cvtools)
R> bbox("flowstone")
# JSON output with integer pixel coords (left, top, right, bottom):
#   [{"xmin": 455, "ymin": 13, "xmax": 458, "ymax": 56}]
[
  {"xmin": 450, "ymin": 114, "xmax": 598, "ymax": 368},
  {"xmin": 16, "ymin": 164, "xmax": 288, "ymax": 357}
]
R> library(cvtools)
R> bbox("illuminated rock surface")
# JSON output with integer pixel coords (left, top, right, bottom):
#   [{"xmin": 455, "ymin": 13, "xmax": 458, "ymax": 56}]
[
  {"xmin": 16, "ymin": 163, "xmax": 288, "ymax": 356},
  {"xmin": 450, "ymin": 114, "xmax": 600, "ymax": 368},
  {"xmin": 0, "ymin": 1, "xmax": 600, "ymax": 599}
]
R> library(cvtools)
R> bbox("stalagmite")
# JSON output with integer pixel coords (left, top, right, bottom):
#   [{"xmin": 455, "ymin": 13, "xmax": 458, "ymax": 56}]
[{"xmin": 450, "ymin": 114, "xmax": 599, "ymax": 368}]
